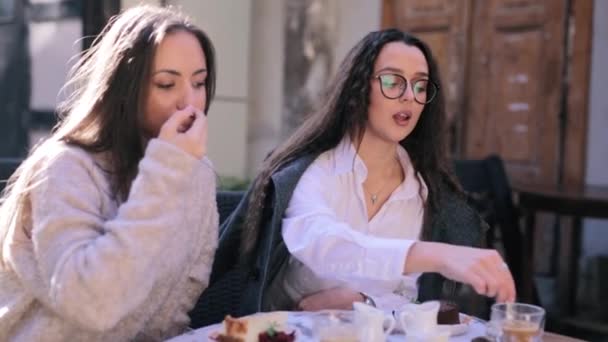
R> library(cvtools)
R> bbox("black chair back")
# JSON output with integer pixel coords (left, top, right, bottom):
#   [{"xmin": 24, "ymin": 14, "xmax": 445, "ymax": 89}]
[
  {"xmin": 217, "ymin": 191, "xmax": 245, "ymax": 226},
  {"xmin": 188, "ymin": 190, "xmax": 246, "ymax": 328},
  {"xmin": 452, "ymin": 155, "xmax": 523, "ymax": 292},
  {"xmin": 0, "ymin": 158, "xmax": 22, "ymax": 192}
]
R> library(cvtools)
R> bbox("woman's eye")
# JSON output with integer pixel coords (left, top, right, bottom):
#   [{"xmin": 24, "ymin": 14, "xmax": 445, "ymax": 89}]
[
  {"xmin": 194, "ymin": 81, "xmax": 206, "ymax": 88},
  {"xmin": 156, "ymin": 83, "xmax": 174, "ymax": 89},
  {"xmin": 380, "ymin": 75, "xmax": 403, "ymax": 89},
  {"xmin": 381, "ymin": 79, "xmax": 398, "ymax": 88},
  {"xmin": 415, "ymin": 85, "xmax": 427, "ymax": 93}
]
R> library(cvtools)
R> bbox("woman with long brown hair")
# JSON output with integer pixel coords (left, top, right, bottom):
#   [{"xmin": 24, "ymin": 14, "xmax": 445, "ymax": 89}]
[
  {"xmin": 0, "ymin": 5, "xmax": 218, "ymax": 341},
  {"xmin": 203, "ymin": 29, "xmax": 514, "ymax": 321}
]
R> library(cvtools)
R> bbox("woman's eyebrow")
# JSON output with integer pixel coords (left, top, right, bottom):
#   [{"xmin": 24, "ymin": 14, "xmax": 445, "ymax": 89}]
[
  {"xmin": 192, "ymin": 69, "xmax": 207, "ymax": 76},
  {"xmin": 152, "ymin": 68, "xmax": 207, "ymax": 76},
  {"xmin": 152, "ymin": 69, "xmax": 180, "ymax": 76},
  {"xmin": 374, "ymin": 67, "xmax": 429, "ymax": 78},
  {"xmin": 375, "ymin": 66, "xmax": 404, "ymax": 74}
]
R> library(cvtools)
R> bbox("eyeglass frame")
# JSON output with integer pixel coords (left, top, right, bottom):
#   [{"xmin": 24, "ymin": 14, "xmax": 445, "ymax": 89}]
[{"xmin": 373, "ymin": 73, "xmax": 440, "ymax": 105}]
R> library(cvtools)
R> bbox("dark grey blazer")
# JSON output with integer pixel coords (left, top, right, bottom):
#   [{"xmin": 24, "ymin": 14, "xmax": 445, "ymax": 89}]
[{"xmin": 201, "ymin": 153, "xmax": 487, "ymax": 322}]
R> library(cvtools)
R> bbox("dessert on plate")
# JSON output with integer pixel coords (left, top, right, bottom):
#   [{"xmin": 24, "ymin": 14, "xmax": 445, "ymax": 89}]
[
  {"xmin": 213, "ymin": 312, "xmax": 295, "ymax": 342},
  {"xmin": 437, "ymin": 300, "xmax": 460, "ymax": 325}
]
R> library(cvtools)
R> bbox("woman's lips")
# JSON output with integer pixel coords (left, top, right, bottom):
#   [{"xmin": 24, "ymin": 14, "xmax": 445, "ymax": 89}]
[{"xmin": 393, "ymin": 111, "xmax": 412, "ymax": 126}]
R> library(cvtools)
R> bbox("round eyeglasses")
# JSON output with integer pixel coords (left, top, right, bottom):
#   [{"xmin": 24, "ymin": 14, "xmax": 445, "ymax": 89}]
[{"xmin": 374, "ymin": 74, "xmax": 439, "ymax": 104}]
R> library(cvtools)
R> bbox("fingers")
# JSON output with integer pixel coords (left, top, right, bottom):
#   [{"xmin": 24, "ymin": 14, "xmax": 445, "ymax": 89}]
[
  {"xmin": 468, "ymin": 272, "xmax": 488, "ymax": 296},
  {"xmin": 478, "ymin": 262, "xmax": 516, "ymax": 302},
  {"xmin": 159, "ymin": 105, "xmax": 196, "ymax": 138},
  {"xmin": 485, "ymin": 253, "xmax": 516, "ymax": 302},
  {"xmin": 475, "ymin": 264, "xmax": 499, "ymax": 298},
  {"xmin": 185, "ymin": 109, "xmax": 207, "ymax": 158},
  {"xmin": 157, "ymin": 106, "xmax": 208, "ymax": 159},
  {"xmin": 497, "ymin": 265, "xmax": 516, "ymax": 302},
  {"xmin": 186, "ymin": 108, "xmax": 208, "ymax": 138},
  {"xmin": 456, "ymin": 248, "xmax": 516, "ymax": 303},
  {"xmin": 296, "ymin": 299, "xmax": 308, "ymax": 311},
  {"xmin": 177, "ymin": 114, "xmax": 196, "ymax": 133},
  {"xmin": 297, "ymin": 294, "xmax": 320, "ymax": 311}
]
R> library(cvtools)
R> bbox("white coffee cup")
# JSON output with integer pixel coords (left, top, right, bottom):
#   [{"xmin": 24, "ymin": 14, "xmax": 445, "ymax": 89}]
[{"xmin": 353, "ymin": 302, "xmax": 395, "ymax": 342}]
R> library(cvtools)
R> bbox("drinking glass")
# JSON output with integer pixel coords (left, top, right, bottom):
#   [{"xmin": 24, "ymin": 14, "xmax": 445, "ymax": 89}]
[{"xmin": 488, "ymin": 303, "xmax": 545, "ymax": 342}]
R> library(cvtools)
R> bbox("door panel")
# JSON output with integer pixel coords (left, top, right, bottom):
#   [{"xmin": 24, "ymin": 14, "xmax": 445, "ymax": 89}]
[
  {"xmin": 384, "ymin": 0, "xmax": 471, "ymax": 154},
  {"xmin": 384, "ymin": 0, "xmax": 566, "ymax": 186},
  {"xmin": 489, "ymin": 30, "xmax": 543, "ymax": 162},
  {"xmin": 465, "ymin": 0, "xmax": 566, "ymax": 185}
]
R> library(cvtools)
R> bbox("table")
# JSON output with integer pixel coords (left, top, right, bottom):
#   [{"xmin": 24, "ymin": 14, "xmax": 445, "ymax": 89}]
[
  {"xmin": 514, "ymin": 183, "xmax": 608, "ymax": 315},
  {"xmin": 167, "ymin": 311, "xmax": 586, "ymax": 341}
]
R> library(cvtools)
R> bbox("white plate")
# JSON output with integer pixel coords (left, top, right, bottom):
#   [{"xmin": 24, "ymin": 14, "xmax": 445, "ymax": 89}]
[
  {"xmin": 206, "ymin": 324, "xmax": 306, "ymax": 341},
  {"xmin": 391, "ymin": 312, "xmax": 471, "ymax": 336},
  {"xmin": 439, "ymin": 313, "xmax": 471, "ymax": 336}
]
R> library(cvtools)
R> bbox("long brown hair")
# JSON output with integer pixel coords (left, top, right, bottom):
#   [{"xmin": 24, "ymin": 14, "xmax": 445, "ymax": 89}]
[
  {"xmin": 241, "ymin": 29, "xmax": 460, "ymax": 259},
  {"xmin": 58, "ymin": 5, "xmax": 216, "ymax": 199},
  {"xmin": 0, "ymin": 5, "xmax": 216, "ymax": 266}
]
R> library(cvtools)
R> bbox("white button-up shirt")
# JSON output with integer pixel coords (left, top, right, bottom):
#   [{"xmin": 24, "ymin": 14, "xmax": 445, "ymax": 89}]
[{"xmin": 280, "ymin": 137, "xmax": 428, "ymax": 311}]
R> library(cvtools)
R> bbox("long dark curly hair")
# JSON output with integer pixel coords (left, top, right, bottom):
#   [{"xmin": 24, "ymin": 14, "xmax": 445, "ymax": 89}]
[{"xmin": 241, "ymin": 29, "xmax": 460, "ymax": 258}]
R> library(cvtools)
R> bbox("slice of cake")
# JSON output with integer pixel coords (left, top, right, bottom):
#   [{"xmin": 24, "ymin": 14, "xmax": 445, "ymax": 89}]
[
  {"xmin": 216, "ymin": 312, "xmax": 292, "ymax": 342},
  {"xmin": 437, "ymin": 301, "xmax": 460, "ymax": 325}
]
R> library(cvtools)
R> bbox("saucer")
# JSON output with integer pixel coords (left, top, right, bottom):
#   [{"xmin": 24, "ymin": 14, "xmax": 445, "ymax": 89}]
[
  {"xmin": 391, "ymin": 312, "xmax": 471, "ymax": 336},
  {"xmin": 439, "ymin": 313, "xmax": 471, "ymax": 336}
]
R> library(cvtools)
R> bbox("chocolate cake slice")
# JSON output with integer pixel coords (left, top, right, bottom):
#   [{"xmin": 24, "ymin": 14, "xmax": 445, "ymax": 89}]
[{"xmin": 437, "ymin": 301, "xmax": 460, "ymax": 325}]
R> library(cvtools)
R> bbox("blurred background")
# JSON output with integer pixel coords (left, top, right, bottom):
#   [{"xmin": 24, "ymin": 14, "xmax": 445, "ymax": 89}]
[{"xmin": 0, "ymin": 0, "xmax": 606, "ymax": 339}]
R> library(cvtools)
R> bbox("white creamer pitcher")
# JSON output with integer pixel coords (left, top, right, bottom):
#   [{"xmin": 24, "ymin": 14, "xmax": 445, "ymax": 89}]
[
  {"xmin": 398, "ymin": 301, "xmax": 440, "ymax": 335},
  {"xmin": 353, "ymin": 302, "xmax": 395, "ymax": 342}
]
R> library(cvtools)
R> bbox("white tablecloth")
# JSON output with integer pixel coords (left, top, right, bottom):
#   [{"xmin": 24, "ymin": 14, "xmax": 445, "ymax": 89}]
[{"xmin": 167, "ymin": 311, "xmax": 488, "ymax": 341}]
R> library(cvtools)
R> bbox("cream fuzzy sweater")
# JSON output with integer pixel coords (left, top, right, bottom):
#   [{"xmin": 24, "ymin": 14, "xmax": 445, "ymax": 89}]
[{"xmin": 0, "ymin": 139, "xmax": 218, "ymax": 341}]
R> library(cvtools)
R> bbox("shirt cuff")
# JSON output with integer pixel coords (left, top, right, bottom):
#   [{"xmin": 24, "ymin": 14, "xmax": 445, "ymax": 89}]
[{"xmin": 364, "ymin": 238, "xmax": 415, "ymax": 279}]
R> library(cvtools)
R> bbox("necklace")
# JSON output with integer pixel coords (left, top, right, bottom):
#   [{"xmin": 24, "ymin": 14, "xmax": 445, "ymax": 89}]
[
  {"xmin": 365, "ymin": 156, "xmax": 402, "ymax": 206},
  {"xmin": 365, "ymin": 174, "xmax": 393, "ymax": 206},
  {"xmin": 368, "ymin": 183, "xmax": 388, "ymax": 205}
]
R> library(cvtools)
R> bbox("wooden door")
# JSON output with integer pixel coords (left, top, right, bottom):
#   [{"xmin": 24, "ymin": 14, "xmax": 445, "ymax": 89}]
[
  {"xmin": 383, "ymin": 0, "xmax": 567, "ymax": 186},
  {"xmin": 384, "ymin": 0, "xmax": 594, "ymax": 315},
  {"xmin": 383, "ymin": 0, "xmax": 471, "ymax": 155},
  {"xmin": 465, "ymin": 0, "xmax": 566, "ymax": 186}
]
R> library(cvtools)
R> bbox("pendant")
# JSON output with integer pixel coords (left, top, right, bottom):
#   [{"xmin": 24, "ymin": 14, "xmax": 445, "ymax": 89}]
[{"xmin": 371, "ymin": 194, "xmax": 378, "ymax": 204}]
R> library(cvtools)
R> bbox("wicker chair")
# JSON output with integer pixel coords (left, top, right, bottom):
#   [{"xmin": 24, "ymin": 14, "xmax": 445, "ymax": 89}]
[{"xmin": 188, "ymin": 190, "xmax": 246, "ymax": 328}]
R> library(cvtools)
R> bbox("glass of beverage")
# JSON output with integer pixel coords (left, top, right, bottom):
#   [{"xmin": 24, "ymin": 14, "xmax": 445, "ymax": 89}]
[{"xmin": 488, "ymin": 303, "xmax": 545, "ymax": 342}]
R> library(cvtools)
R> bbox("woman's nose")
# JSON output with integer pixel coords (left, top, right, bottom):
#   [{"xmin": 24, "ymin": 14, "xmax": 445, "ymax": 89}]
[
  {"xmin": 176, "ymin": 86, "xmax": 197, "ymax": 110},
  {"xmin": 399, "ymin": 83, "xmax": 414, "ymax": 102}
]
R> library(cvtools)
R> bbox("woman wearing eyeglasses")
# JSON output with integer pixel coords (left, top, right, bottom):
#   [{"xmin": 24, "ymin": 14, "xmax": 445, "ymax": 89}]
[{"xmin": 207, "ymin": 29, "xmax": 515, "ymax": 317}]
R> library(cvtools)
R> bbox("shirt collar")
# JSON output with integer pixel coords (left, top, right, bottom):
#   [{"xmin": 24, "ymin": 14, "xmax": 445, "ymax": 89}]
[
  {"xmin": 333, "ymin": 136, "xmax": 359, "ymax": 175},
  {"xmin": 393, "ymin": 146, "xmax": 428, "ymax": 201},
  {"xmin": 331, "ymin": 136, "xmax": 428, "ymax": 201}
]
